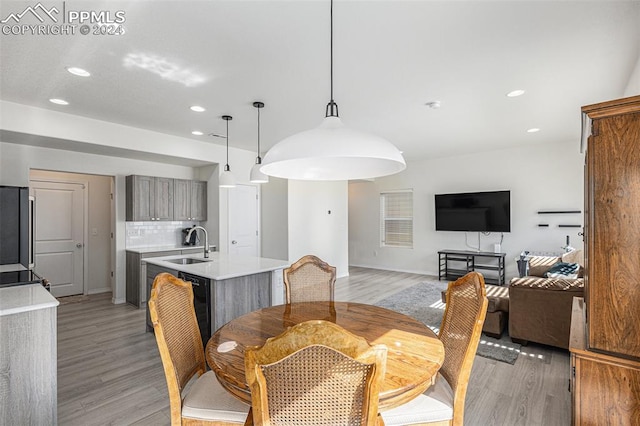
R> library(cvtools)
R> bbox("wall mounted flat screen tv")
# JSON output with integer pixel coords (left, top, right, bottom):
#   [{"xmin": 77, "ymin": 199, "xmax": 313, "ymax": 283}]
[{"xmin": 435, "ymin": 190, "xmax": 511, "ymax": 232}]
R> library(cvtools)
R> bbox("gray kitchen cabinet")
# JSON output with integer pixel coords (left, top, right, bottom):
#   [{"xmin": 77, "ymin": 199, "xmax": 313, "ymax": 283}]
[
  {"xmin": 0, "ymin": 284, "xmax": 58, "ymax": 425},
  {"xmin": 126, "ymin": 175, "xmax": 174, "ymax": 221},
  {"xmin": 126, "ymin": 250, "xmax": 181, "ymax": 307},
  {"xmin": 126, "ymin": 246, "xmax": 216, "ymax": 308},
  {"xmin": 174, "ymin": 179, "xmax": 207, "ymax": 221}
]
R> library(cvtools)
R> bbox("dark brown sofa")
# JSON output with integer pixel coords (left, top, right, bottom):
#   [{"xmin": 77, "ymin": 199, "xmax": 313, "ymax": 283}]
[{"xmin": 508, "ymin": 254, "xmax": 584, "ymax": 349}]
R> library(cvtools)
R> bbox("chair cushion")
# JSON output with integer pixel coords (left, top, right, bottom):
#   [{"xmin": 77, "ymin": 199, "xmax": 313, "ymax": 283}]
[
  {"xmin": 381, "ymin": 372, "xmax": 454, "ymax": 425},
  {"xmin": 182, "ymin": 370, "xmax": 249, "ymax": 422}
]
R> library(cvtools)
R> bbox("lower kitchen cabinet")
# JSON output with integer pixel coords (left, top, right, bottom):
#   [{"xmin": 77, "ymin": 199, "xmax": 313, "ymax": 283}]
[
  {"xmin": 126, "ymin": 247, "xmax": 216, "ymax": 308},
  {"xmin": 0, "ymin": 284, "xmax": 58, "ymax": 425},
  {"xmin": 126, "ymin": 250, "xmax": 180, "ymax": 308}
]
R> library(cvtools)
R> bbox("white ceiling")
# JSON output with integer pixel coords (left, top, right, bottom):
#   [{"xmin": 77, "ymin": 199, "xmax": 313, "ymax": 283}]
[{"xmin": 1, "ymin": 0, "xmax": 639, "ymax": 163}]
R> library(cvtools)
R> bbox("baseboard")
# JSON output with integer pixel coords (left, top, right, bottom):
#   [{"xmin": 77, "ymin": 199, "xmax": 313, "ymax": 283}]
[
  {"xmin": 88, "ymin": 287, "xmax": 111, "ymax": 295},
  {"xmin": 349, "ymin": 263, "xmax": 438, "ymax": 278}
]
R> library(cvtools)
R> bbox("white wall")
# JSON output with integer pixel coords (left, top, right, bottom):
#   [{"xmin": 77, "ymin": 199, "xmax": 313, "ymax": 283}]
[
  {"xmin": 288, "ymin": 180, "xmax": 349, "ymax": 277},
  {"xmin": 349, "ymin": 140, "xmax": 585, "ymax": 279},
  {"xmin": 624, "ymin": 55, "xmax": 640, "ymax": 97},
  {"xmin": 260, "ymin": 177, "xmax": 289, "ymax": 260}
]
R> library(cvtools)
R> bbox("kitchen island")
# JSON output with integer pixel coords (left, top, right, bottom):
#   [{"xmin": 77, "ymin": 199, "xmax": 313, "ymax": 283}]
[
  {"xmin": 143, "ymin": 252, "xmax": 289, "ymax": 340},
  {"xmin": 0, "ymin": 283, "xmax": 59, "ymax": 424}
]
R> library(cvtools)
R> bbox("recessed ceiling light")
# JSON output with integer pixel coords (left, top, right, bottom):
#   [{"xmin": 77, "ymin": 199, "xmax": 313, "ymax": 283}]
[
  {"xmin": 49, "ymin": 98, "xmax": 69, "ymax": 105},
  {"xmin": 506, "ymin": 90, "xmax": 526, "ymax": 97},
  {"xmin": 190, "ymin": 105, "xmax": 206, "ymax": 112},
  {"xmin": 527, "ymin": 128, "xmax": 540, "ymax": 133},
  {"xmin": 191, "ymin": 131, "xmax": 204, "ymax": 136},
  {"xmin": 66, "ymin": 67, "xmax": 90, "ymax": 77}
]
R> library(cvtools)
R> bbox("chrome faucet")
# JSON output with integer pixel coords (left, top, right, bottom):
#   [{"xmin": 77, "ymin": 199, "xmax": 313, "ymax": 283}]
[{"xmin": 186, "ymin": 226, "xmax": 210, "ymax": 258}]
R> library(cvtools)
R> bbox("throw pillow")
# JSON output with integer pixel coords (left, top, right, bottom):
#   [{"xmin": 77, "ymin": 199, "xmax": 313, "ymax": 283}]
[
  {"xmin": 562, "ymin": 249, "xmax": 584, "ymax": 277},
  {"xmin": 528, "ymin": 256, "xmax": 562, "ymax": 277},
  {"xmin": 545, "ymin": 262, "xmax": 580, "ymax": 279}
]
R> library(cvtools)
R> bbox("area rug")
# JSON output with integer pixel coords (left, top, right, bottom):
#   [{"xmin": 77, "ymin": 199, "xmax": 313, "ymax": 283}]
[{"xmin": 375, "ymin": 280, "xmax": 521, "ymax": 364}]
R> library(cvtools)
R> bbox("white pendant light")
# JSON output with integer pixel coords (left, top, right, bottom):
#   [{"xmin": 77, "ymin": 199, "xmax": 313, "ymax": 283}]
[
  {"xmin": 260, "ymin": 0, "xmax": 405, "ymax": 181},
  {"xmin": 219, "ymin": 115, "xmax": 236, "ymax": 188},
  {"xmin": 250, "ymin": 101, "xmax": 269, "ymax": 183}
]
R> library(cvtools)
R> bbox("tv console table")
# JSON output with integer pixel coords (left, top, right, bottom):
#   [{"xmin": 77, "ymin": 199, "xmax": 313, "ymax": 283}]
[{"xmin": 438, "ymin": 250, "xmax": 506, "ymax": 286}]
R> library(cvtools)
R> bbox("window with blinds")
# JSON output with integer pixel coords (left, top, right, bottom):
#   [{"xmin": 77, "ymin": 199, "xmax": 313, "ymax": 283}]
[{"xmin": 380, "ymin": 190, "xmax": 413, "ymax": 248}]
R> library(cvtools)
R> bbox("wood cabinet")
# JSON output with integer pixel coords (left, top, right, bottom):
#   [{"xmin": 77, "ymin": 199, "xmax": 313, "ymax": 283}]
[
  {"xmin": 125, "ymin": 175, "xmax": 174, "ymax": 221},
  {"xmin": 570, "ymin": 298, "xmax": 640, "ymax": 425},
  {"xmin": 174, "ymin": 179, "xmax": 207, "ymax": 221},
  {"xmin": 570, "ymin": 95, "xmax": 640, "ymax": 425}
]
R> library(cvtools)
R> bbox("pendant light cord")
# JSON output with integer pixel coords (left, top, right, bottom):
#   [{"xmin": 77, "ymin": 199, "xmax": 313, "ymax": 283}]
[
  {"xmin": 257, "ymin": 106, "xmax": 261, "ymax": 161},
  {"xmin": 225, "ymin": 117, "xmax": 230, "ymax": 171},
  {"xmin": 325, "ymin": 0, "xmax": 339, "ymax": 118}
]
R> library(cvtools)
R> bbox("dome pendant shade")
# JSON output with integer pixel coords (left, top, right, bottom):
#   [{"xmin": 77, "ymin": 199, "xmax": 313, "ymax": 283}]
[
  {"xmin": 260, "ymin": 116, "xmax": 406, "ymax": 181},
  {"xmin": 219, "ymin": 165, "xmax": 236, "ymax": 188},
  {"xmin": 250, "ymin": 161, "xmax": 269, "ymax": 183}
]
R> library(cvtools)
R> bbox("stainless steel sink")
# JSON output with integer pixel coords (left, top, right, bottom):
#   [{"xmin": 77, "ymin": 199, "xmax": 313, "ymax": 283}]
[{"xmin": 164, "ymin": 258, "xmax": 210, "ymax": 265}]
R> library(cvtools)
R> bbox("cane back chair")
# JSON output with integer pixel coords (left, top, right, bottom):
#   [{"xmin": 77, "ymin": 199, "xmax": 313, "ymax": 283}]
[
  {"xmin": 382, "ymin": 272, "xmax": 488, "ymax": 426},
  {"xmin": 244, "ymin": 320, "xmax": 387, "ymax": 426},
  {"xmin": 148, "ymin": 272, "xmax": 248, "ymax": 425}
]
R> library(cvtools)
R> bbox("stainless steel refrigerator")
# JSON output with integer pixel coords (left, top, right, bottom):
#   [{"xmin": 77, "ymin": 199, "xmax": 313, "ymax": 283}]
[{"xmin": 0, "ymin": 185, "xmax": 36, "ymax": 285}]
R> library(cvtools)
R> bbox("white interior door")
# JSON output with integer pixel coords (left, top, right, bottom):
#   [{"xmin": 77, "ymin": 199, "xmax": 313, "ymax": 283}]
[
  {"xmin": 228, "ymin": 184, "xmax": 259, "ymax": 256},
  {"xmin": 32, "ymin": 181, "xmax": 85, "ymax": 297}
]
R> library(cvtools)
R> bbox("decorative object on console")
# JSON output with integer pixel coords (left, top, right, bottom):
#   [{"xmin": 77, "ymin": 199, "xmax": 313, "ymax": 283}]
[{"xmin": 260, "ymin": 0, "xmax": 405, "ymax": 181}]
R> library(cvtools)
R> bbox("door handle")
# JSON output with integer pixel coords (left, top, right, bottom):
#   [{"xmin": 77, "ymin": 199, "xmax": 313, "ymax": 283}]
[
  {"xmin": 232, "ymin": 240, "xmax": 237, "ymax": 244},
  {"xmin": 76, "ymin": 243, "xmax": 83, "ymax": 248}
]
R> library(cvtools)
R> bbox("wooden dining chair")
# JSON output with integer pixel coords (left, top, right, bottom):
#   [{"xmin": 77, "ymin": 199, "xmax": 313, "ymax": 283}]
[
  {"xmin": 382, "ymin": 272, "xmax": 488, "ymax": 426},
  {"xmin": 283, "ymin": 255, "xmax": 337, "ymax": 303},
  {"xmin": 148, "ymin": 273, "xmax": 248, "ymax": 426},
  {"xmin": 244, "ymin": 320, "xmax": 387, "ymax": 426}
]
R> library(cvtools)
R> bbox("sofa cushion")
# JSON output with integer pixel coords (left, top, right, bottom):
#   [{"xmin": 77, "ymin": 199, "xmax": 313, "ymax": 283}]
[
  {"xmin": 561, "ymin": 249, "xmax": 583, "ymax": 265},
  {"xmin": 545, "ymin": 262, "xmax": 580, "ymax": 279},
  {"xmin": 509, "ymin": 276, "xmax": 584, "ymax": 291},
  {"xmin": 486, "ymin": 285, "xmax": 510, "ymax": 312},
  {"xmin": 527, "ymin": 256, "xmax": 561, "ymax": 277}
]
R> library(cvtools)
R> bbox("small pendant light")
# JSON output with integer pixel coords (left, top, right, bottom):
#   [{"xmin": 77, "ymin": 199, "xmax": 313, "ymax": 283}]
[
  {"xmin": 250, "ymin": 101, "xmax": 269, "ymax": 183},
  {"xmin": 219, "ymin": 115, "xmax": 236, "ymax": 188}
]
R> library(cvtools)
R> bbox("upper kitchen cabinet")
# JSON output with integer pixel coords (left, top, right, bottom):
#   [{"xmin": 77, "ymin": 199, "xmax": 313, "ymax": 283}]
[
  {"xmin": 126, "ymin": 175, "xmax": 174, "ymax": 221},
  {"xmin": 174, "ymin": 179, "xmax": 207, "ymax": 221}
]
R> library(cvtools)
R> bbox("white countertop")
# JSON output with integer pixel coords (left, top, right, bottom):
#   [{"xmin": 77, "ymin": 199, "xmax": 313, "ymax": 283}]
[
  {"xmin": 126, "ymin": 245, "xmax": 215, "ymax": 254},
  {"xmin": 143, "ymin": 252, "xmax": 289, "ymax": 280},
  {"xmin": 0, "ymin": 264, "xmax": 28, "ymax": 273},
  {"xmin": 0, "ymin": 284, "xmax": 59, "ymax": 317}
]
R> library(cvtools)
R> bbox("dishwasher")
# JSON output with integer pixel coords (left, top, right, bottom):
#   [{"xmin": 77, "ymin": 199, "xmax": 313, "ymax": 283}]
[{"xmin": 177, "ymin": 271, "xmax": 211, "ymax": 347}]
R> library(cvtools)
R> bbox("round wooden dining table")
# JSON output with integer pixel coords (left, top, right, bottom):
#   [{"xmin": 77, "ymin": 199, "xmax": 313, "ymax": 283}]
[{"xmin": 205, "ymin": 301, "xmax": 445, "ymax": 410}]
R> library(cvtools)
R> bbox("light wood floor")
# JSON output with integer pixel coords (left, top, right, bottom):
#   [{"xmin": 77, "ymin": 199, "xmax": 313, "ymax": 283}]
[{"xmin": 57, "ymin": 266, "xmax": 571, "ymax": 425}]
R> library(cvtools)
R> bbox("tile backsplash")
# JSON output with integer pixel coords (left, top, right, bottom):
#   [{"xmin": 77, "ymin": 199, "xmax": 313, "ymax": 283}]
[{"xmin": 126, "ymin": 221, "xmax": 203, "ymax": 248}]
